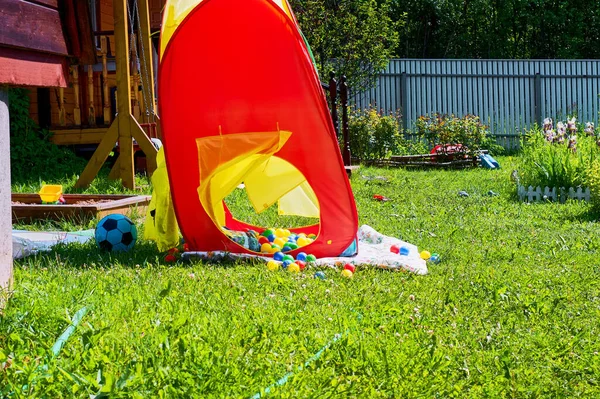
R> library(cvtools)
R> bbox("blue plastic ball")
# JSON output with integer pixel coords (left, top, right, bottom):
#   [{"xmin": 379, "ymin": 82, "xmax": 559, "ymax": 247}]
[
  {"xmin": 282, "ymin": 246, "xmax": 292, "ymax": 252},
  {"xmin": 273, "ymin": 251, "xmax": 285, "ymax": 261},
  {"xmin": 282, "ymin": 260, "xmax": 292, "ymax": 269},
  {"xmin": 314, "ymin": 271, "xmax": 326, "ymax": 280},
  {"xmin": 95, "ymin": 214, "xmax": 137, "ymax": 252},
  {"xmin": 296, "ymin": 252, "xmax": 307, "ymax": 262},
  {"xmin": 430, "ymin": 254, "xmax": 440, "ymax": 263},
  {"xmin": 399, "ymin": 246, "xmax": 410, "ymax": 256},
  {"xmin": 267, "ymin": 234, "xmax": 276, "ymax": 242}
]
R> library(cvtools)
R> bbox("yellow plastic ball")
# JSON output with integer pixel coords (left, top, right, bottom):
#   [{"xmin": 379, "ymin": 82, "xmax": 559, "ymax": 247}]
[
  {"xmin": 288, "ymin": 263, "xmax": 300, "ymax": 273},
  {"xmin": 275, "ymin": 228, "xmax": 286, "ymax": 238},
  {"xmin": 297, "ymin": 237, "xmax": 310, "ymax": 247},
  {"xmin": 260, "ymin": 243, "xmax": 272, "ymax": 253},
  {"xmin": 267, "ymin": 260, "xmax": 280, "ymax": 271},
  {"xmin": 298, "ymin": 233, "xmax": 307, "ymax": 238},
  {"xmin": 341, "ymin": 269, "xmax": 354, "ymax": 278},
  {"xmin": 420, "ymin": 250, "xmax": 431, "ymax": 260},
  {"xmin": 269, "ymin": 246, "xmax": 280, "ymax": 254},
  {"xmin": 273, "ymin": 237, "xmax": 286, "ymax": 247},
  {"xmin": 283, "ymin": 229, "xmax": 292, "ymax": 237}
]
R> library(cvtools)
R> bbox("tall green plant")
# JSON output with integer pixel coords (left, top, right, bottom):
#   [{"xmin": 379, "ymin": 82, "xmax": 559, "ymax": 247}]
[
  {"xmin": 518, "ymin": 126, "xmax": 598, "ymax": 188},
  {"xmin": 347, "ymin": 107, "xmax": 401, "ymax": 161}
]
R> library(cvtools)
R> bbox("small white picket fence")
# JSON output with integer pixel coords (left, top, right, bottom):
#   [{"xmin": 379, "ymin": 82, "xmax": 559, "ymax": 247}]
[{"xmin": 517, "ymin": 185, "xmax": 590, "ymax": 202}]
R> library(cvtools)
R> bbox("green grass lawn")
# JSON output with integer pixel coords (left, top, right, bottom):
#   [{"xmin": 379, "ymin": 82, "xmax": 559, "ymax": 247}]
[{"xmin": 3, "ymin": 157, "xmax": 600, "ymax": 398}]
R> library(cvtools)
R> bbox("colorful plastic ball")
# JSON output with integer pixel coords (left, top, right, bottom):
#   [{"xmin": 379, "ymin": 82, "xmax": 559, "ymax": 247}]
[
  {"xmin": 168, "ymin": 247, "xmax": 179, "ymax": 255},
  {"xmin": 343, "ymin": 263, "xmax": 356, "ymax": 273},
  {"xmin": 288, "ymin": 263, "xmax": 300, "ymax": 273},
  {"xmin": 420, "ymin": 250, "xmax": 431, "ymax": 260},
  {"xmin": 399, "ymin": 246, "xmax": 410, "ymax": 256},
  {"xmin": 287, "ymin": 236, "xmax": 296, "ymax": 243},
  {"xmin": 182, "ymin": 243, "xmax": 190, "ymax": 252},
  {"xmin": 274, "ymin": 237, "xmax": 286, "ymax": 247},
  {"xmin": 306, "ymin": 254, "xmax": 317, "ymax": 262},
  {"xmin": 260, "ymin": 243, "xmax": 272, "ymax": 253},
  {"xmin": 297, "ymin": 237, "xmax": 310, "ymax": 247},
  {"xmin": 267, "ymin": 234, "xmax": 276, "ymax": 242},
  {"xmin": 165, "ymin": 254, "xmax": 177, "ymax": 263},
  {"xmin": 282, "ymin": 246, "xmax": 292, "ymax": 252},
  {"xmin": 283, "ymin": 229, "xmax": 292, "ymax": 237},
  {"xmin": 282, "ymin": 260, "xmax": 292, "ymax": 269},
  {"xmin": 297, "ymin": 260, "xmax": 306, "ymax": 270},
  {"xmin": 269, "ymin": 247, "xmax": 280, "ymax": 254},
  {"xmin": 262, "ymin": 229, "xmax": 274, "ymax": 237},
  {"xmin": 283, "ymin": 254, "xmax": 294, "ymax": 262},
  {"xmin": 390, "ymin": 245, "xmax": 400, "ymax": 254},
  {"xmin": 308, "ymin": 233, "xmax": 317, "ymax": 239},
  {"xmin": 430, "ymin": 253, "xmax": 440, "ymax": 263},
  {"xmin": 341, "ymin": 269, "xmax": 354, "ymax": 278},
  {"xmin": 267, "ymin": 260, "xmax": 280, "ymax": 271},
  {"xmin": 258, "ymin": 236, "xmax": 269, "ymax": 245},
  {"xmin": 314, "ymin": 271, "xmax": 326, "ymax": 280},
  {"xmin": 273, "ymin": 251, "xmax": 285, "ymax": 261},
  {"xmin": 274, "ymin": 228, "xmax": 284, "ymax": 237},
  {"xmin": 271, "ymin": 244, "xmax": 281, "ymax": 250},
  {"xmin": 296, "ymin": 252, "xmax": 307, "ymax": 262},
  {"xmin": 287, "ymin": 243, "xmax": 299, "ymax": 250}
]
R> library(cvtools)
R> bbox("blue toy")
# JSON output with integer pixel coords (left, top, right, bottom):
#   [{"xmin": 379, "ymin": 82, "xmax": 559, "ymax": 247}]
[
  {"xmin": 480, "ymin": 153, "xmax": 500, "ymax": 169},
  {"xmin": 296, "ymin": 252, "xmax": 307, "ymax": 261},
  {"xmin": 273, "ymin": 251, "xmax": 284, "ymax": 261},
  {"xmin": 314, "ymin": 271, "xmax": 326, "ymax": 280},
  {"xmin": 399, "ymin": 246, "xmax": 410, "ymax": 256},
  {"xmin": 95, "ymin": 214, "xmax": 137, "ymax": 252}
]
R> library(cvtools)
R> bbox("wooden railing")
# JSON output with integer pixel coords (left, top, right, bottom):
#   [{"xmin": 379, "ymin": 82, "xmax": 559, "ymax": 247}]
[{"xmin": 55, "ymin": 33, "xmax": 156, "ymax": 130}]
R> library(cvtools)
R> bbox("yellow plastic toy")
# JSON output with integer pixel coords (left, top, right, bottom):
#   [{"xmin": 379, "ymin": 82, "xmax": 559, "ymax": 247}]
[{"xmin": 38, "ymin": 185, "xmax": 63, "ymax": 203}]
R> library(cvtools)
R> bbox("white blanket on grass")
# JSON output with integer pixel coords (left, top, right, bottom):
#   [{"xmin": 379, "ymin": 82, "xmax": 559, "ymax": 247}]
[{"xmin": 183, "ymin": 225, "xmax": 428, "ymax": 274}]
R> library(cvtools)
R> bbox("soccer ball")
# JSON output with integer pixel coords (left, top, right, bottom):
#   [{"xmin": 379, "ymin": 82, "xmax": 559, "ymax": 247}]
[{"xmin": 95, "ymin": 214, "xmax": 137, "ymax": 252}]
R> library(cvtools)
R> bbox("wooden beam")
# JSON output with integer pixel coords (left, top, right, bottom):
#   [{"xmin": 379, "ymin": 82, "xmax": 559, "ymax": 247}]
[
  {"xmin": 74, "ymin": 122, "xmax": 118, "ymax": 188},
  {"xmin": 130, "ymin": 116, "xmax": 157, "ymax": 173},
  {"xmin": 0, "ymin": 89, "xmax": 13, "ymax": 305},
  {"xmin": 50, "ymin": 127, "xmax": 108, "ymax": 145},
  {"xmin": 137, "ymin": 0, "xmax": 158, "ymax": 120},
  {"xmin": 113, "ymin": 0, "xmax": 134, "ymax": 189}
]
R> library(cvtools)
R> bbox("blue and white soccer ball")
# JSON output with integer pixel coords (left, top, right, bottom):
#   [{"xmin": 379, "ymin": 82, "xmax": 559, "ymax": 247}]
[{"xmin": 95, "ymin": 214, "xmax": 137, "ymax": 252}]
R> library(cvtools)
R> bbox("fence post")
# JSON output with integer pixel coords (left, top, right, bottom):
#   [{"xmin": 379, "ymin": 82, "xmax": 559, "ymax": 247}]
[
  {"xmin": 328, "ymin": 72, "xmax": 338, "ymax": 136},
  {"xmin": 401, "ymin": 72, "xmax": 408, "ymax": 132},
  {"xmin": 534, "ymin": 72, "xmax": 542, "ymax": 126},
  {"xmin": 340, "ymin": 75, "xmax": 351, "ymax": 166}
]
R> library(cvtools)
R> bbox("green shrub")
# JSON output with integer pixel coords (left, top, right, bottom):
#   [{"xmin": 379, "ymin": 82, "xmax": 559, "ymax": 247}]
[
  {"xmin": 347, "ymin": 107, "xmax": 401, "ymax": 161},
  {"xmin": 414, "ymin": 113, "xmax": 503, "ymax": 155},
  {"xmin": 8, "ymin": 88, "xmax": 87, "ymax": 185},
  {"xmin": 586, "ymin": 159, "xmax": 600, "ymax": 211},
  {"xmin": 518, "ymin": 125, "xmax": 598, "ymax": 188}
]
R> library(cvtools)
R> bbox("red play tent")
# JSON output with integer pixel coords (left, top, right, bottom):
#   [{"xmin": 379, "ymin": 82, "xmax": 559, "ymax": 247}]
[{"xmin": 158, "ymin": 0, "xmax": 358, "ymax": 258}]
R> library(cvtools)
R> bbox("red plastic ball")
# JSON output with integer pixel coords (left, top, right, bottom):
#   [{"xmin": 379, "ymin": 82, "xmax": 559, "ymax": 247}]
[
  {"xmin": 165, "ymin": 254, "xmax": 177, "ymax": 263},
  {"xmin": 182, "ymin": 243, "xmax": 190, "ymax": 252},
  {"xmin": 168, "ymin": 248, "xmax": 179, "ymax": 255},
  {"xmin": 343, "ymin": 263, "xmax": 355, "ymax": 273},
  {"xmin": 297, "ymin": 260, "xmax": 306, "ymax": 270},
  {"xmin": 390, "ymin": 245, "xmax": 400, "ymax": 254},
  {"xmin": 258, "ymin": 236, "xmax": 269, "ymax": 245}
]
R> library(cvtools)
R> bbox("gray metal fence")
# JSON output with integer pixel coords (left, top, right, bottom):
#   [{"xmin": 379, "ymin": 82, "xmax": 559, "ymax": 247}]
[{"xmin": 352, "ymin": 59, "xmax": 600, "ymax": 149}]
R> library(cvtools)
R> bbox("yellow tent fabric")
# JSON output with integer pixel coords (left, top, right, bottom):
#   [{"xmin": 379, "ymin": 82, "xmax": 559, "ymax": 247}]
[
  {"xmin": 195, "ymin": 129, "xmax": 321, "ymax": 227},
  {"xmin": 144, "ymin": 147, "xmax": 180, "ymax": 251}
]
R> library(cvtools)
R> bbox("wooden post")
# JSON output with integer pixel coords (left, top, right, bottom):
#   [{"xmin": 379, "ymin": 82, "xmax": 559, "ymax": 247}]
[
  {"xmin": 137, "ymin": 0, "xmax": 161, "ymax": 133},
  {"xmin": 72, "ymin": 65, "xmax": 81, "ymax": 126},
  {"xmin": 75, "ymin": 0, "xmax": 157, "ymax": 189},
  {"xmin": 101, "ymin": 36, "xmax": 111, "ymax": 125},
  {"xmin": 328, "ymin": 71, "xmax": 338, "ymax": 136},
  {"xmin": 534, "ymin": 72, "xmax": 542, "ymax": 126},
  {"xmin": 130, "ymin": 33, "xmax": 141, "ymax": 121},
  {"xmin": 340, "ymin": 75, "xmax": 351, "ymax": 167},
  {"xmin": 0, "ymin": 89, "xmax": 12, "ymax": 304},
  {"xmin": 58, "ymin": 87, "xmax": 66, "ymax": 126},
  {"xmin": 87, "ymin": 65, "xmax": 96, "ymax": 126}
]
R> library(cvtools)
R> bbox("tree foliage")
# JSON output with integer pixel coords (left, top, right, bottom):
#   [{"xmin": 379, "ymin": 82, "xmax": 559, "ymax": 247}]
[
  {"xmin": 388, "ymin": 0, "xmax": 600, "ymax": 59},
  {"xmin": 289, "ymin": 0, "xmax": 401, "ymax": 92}
]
